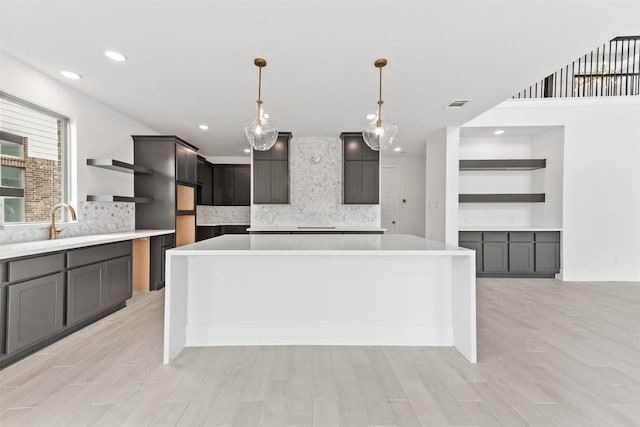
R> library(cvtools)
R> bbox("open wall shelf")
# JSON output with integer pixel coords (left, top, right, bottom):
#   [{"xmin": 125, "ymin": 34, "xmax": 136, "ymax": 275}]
[
  {"xmin": 87, "ymin": 158, "xmax": 152, "ymax": 175},
  {"xmin": 86, "ymin": 195, "xmax": 152, "ymax": 203},
  {"xmin": 459, "ymin": 159, "xmax": 546, "ymax": 171},
  {"xmin": 459, "ymin": 193, "xmax": 546, "ymax": 203}
]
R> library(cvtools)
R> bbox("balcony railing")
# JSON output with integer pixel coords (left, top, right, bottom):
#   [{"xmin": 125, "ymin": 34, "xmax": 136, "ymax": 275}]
[{"xmin": 514, "ymin": 36, "xmax": 639, "ymax": 99}]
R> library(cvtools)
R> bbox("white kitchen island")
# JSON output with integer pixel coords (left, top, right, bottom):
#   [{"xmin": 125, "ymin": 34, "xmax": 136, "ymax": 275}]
[{"xmin": 164, "ymin": 234, "xmax": 477, "ymax": 364}]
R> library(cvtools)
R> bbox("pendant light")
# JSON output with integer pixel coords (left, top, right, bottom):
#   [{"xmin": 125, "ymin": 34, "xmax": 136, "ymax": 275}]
[
  {"xmin": 362, "ymin": 58, "xmax": 398, "ymax": 151},
  {"xmin": 243, "ymin": 58, "xmax": 279, "ymax": 151}
]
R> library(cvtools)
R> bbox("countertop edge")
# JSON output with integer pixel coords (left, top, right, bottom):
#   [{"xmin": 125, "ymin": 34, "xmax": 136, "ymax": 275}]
[
  {"xmin": 0, "ymin": 229, "xmax": 175, "ymax": 261},
  {"xmin": 167, "ymin": 249, "xmax": 473, "ymax": 257}
]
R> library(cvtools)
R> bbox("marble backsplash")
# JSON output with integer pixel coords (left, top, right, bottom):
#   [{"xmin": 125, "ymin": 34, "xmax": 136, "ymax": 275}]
[
  {"xmin": 0, "ymin": 201, "xmax": 135, "ymax": 244},
  {"xmin": 251, "ymin": 137, "xmax": 380, "ymax": 226},
  {"xmin": 196, "ymin": 205, "xmax": 250, "ymax": 225}
]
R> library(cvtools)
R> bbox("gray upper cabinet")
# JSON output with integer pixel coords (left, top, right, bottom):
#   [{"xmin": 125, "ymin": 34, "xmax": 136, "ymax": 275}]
[
  {"xmin": 176, "ymin": 144, "xmax": 197, "ymax": 184},
  {"xmin": 6, "ymin": 272, "xmax": 64, "ymax": 354},
  {"xmin": 213, "ymin": 165, "xmax": 251, "ymax": 206},
  {"xmin": 252, "ymin": 132, "xmax": 291, "ymax": 204},
  {"xmin": 341, "ymin": 132, "xmax": 379, "ymax": 204}
]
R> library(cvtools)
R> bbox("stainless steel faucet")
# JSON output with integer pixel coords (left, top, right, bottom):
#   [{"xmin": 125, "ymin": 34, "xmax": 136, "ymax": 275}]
[{"xmin": 48, "ymin": 203, "xmax": 77, "ymax": 239}]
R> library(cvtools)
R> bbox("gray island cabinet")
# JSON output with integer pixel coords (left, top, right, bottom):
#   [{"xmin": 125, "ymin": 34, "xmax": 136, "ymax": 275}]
[
  {"xmin": 0, "ymin": 241, "xmax": 133, "ymax": 368},
  {"xmin": 459, "ymin": 230, "xmax": 560, "ymax": 278}
]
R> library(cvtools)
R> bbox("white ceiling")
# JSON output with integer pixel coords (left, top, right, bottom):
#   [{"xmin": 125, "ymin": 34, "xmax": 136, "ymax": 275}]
[
  {"xmin": 460, "ymin": 126, "xmax": 563, "ymax": 138},
  {"xmin": 1, "ymin": 0, "xmax": 638, "ymax": 156}
]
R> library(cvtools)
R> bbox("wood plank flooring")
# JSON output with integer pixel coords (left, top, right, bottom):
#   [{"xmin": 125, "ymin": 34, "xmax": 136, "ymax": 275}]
[{"xmin": 0, "ymin": 278, "xmax": 639, "ymax": 426}]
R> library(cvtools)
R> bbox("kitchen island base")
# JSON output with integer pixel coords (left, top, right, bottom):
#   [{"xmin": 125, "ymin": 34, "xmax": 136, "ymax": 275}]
[{"xmin": 164, "ymin": 235, "xmax": 476, "ymax": 364}]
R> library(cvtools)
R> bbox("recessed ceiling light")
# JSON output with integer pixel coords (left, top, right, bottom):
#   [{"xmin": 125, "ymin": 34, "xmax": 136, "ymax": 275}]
[
  {"xmin": 393, "ymin": 147, "xmax": 402, "ymax": 152},
  {"xmin": 199, "ymin": 124, "xmax": 209, "ymax": 130},
  {"xmin": 494, "ymin": 129, "xmax": 505, "ymax": 135},
  {"xmin": 244, "ymin": 148, "xmax": 251, "ymax": 153},
  {"xmin": 446, "ymin": 99, "xmax": 471, "ymax": 109},
  {"xmin": 366, "ymin": 113, "xmax": 377, "ymax": 120},
  {"xmin": 105, "ymin": 50, "xmax": 127, "ymax": 62},
  {"xmin": 60, "ymin": 70, "xmax": 81, "ymax": 80},
  {"xmin": 263, "ymin": 113, "xmax": 270, "ymax": 119}
]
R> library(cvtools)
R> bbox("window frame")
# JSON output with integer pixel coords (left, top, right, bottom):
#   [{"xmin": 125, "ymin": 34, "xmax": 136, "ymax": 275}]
[{"xmin": 0, "ymin": 91, "xmax": 71, "ymax": 225}]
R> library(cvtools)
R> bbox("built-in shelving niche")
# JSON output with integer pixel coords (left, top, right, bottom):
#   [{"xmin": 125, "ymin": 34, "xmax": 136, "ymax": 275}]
[{"xmin": 86, "ymin": 158, "xmax": 153, "ymax": 203}]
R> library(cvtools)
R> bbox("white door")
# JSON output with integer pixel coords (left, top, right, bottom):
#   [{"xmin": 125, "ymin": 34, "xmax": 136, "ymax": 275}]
[{"xmin": 381, "ymin": 166, "xmax": 399, "ymax": 233}]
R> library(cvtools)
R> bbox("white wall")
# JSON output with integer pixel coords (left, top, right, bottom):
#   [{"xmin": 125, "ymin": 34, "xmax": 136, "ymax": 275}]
[
  {"xmin": 425, "ymin": 127, "xmax": 459, "ymax": 244},
  {"xmin": 464, "ymin": 98, "xmax": 640, "ymax": 281},
  {"xmin": 531, "ymin": 128, "xmax": 564, "ymax": 228},
  {"xmin": 380, "ymin": 154, "xmax": 425, "ymax": 237},
  {"xmin": 0, "ymin": 52, "xmax": 158, "ymax": 208}
]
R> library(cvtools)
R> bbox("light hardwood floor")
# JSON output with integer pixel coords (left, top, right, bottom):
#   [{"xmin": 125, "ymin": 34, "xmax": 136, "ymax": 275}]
[{"xmin": 1, "ymin": 278, "xmax": 639, "ymax": 426}]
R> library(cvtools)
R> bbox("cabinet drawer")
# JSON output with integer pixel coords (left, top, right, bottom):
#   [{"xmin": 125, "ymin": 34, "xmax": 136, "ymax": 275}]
[
  {"xmin": 535, "ymin": 231, "xmax": 560, "ymax": 242},
  {"xmin": 161, "ymin": 234, "xmax": 174, "ymax": 247},
  {"xmin": 483, "ymin": 232, "xmax": 508, "ymax": 242},
  {"xmin": 8, "ymin": 253, "xmax": 65, "ymax": 283},
  {"xmin": 67, "ymin": 241, "xmax": 132, "ymax": 269},
  {"xmin": 459, "ymin": 231, "xmax": 482, "ymax": 242},
  {"xmin": 509, "ymin": 232, "xmax": 534, "ymax": 242}
]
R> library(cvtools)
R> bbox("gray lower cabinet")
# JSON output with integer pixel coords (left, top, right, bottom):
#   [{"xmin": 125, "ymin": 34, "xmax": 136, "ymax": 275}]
[
  {"xmin": 67, "ymin": 263, "xmax": 104, "ymax": 326},
  {"xmin": 104, "ymin": 256, "xmax": 132, "ymax": 306},
  {"xmin": 482, "ymin": 242, "xmax": 509, "ymax": 273},
  {"xmin": 509, "ymin": 242, "xmax": 535, "ymax": 273},
  {"xmin": 459, "ymin": 230, "xmax": 560, "ymax": 277},
  {"xmin": 535, "ymin": 242, "xmax": 560, "ymax": 273},
  {"xmin": 6, "ymin": 273, "xmax": 64, "ymax": 354}
]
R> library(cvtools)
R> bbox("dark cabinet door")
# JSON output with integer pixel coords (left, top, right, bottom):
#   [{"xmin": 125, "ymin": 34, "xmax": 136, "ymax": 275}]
[
  {"xmin": 185, "ymin": 149, "xmax": 197, "ymax": 184},
  {"xmin": 233, "ymin": 165, "xmax": 251, "ymax": 206},
  {"xmin": 213, "ymin": 166, "xmax": 234, "ymax": 205},
  {"xmin": 483, "ymin": 242, "xmax": 508, "ymax": 273},
  {"xmin": 361, "ymin": 161, "xmax": 379, "ymax": 204},
  {"xmin": 253, "ymin": 161, "xmax": 271, "ymax": 204},
  {"xmin": 196, "ymin": 226, "xmax": 216, "ymax": 242},
  {"xmin": 202, "ymin": 162, "xmax": 213, "ymax": 205},
  {"xmin": 149, "ymin": 236, "xmax": 163, "ymax": 290},
  {"xmin": 6, "ymin": 273, "xmax": 64, "ymax": 354},
  {"xmin": 535, "ymin": 242, "xmax": 560, "ymax": 273},
  {"xmin": 270, "ymin": 161, "xmax": 288, "ymax": 204},
  {"xmin": 509, "ymin": 242, "xmax": 535, "ymax": 274},
  {"xmin": 196, "ymin": 157, "xmax": 205, "ymax": 184},
  {"xmin": 67, "ymin": 263, "xmax": 104, "ymax": 326},
  {"xmin": 176, "ymin": 145, "xmax": 187, "ymax": 182},
  {"xmin": 103, "ymin": 256, "xmax": 132, "ymax": 306},
  {"xmin": 459, "ymin": 241, "xmax": 482, "ymax": 273},
  {"xmin": 344, "ymin": 161, "xmax": 361, "ymax": 204}
]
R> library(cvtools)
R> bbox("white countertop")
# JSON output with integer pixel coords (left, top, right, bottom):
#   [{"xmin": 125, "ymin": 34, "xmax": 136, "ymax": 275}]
[
  {"xmin": 197, "ymin": 223, "xmax": 249, "ymax": 227},
  {"xmin": 247, "ymin": 226, "xmax": 387, "ymax": 232},
  {"xmin": 169, "ymin": 234, "xmax": 471, "ymax": 256},
  {"xmin": 459, "ymin": 226, "xmax": 562, "ymax": 232},
  {"xmin": 0, "ymin": 229, "xmax": 175, "ymax": 260}
]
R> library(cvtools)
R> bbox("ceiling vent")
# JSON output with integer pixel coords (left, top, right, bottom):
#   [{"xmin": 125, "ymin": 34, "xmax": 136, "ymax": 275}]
[{"xmin": 446, "ymin": 99, "xmax": 471, "ymax": 109}]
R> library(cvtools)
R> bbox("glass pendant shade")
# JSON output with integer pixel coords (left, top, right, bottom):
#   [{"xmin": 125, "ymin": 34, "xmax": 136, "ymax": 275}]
[
  {"xmin": 244, "ymin": 120, "xmax": 278, "ymax": 151},
  {"xmin": 362, "ymin": 120, "xmax": 398, "ymax": 151}
]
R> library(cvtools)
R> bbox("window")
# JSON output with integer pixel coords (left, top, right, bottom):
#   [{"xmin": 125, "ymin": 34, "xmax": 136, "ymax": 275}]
[{"xmin": 0, "ymin": 92, "xmax": 69, "ymax": 224}]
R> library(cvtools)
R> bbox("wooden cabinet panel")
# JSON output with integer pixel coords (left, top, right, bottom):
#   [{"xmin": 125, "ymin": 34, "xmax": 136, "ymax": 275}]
[
  {"xmin": 67, "ymin": 263, "xmax": 104, "ymax": 326},
  {"xmin": 483, "ymin": 242, "xmax": 508, "ymax": 273},
  {"xmin": 509, "ymin": 242, "xmax": 535, "ymax": 273},
  {"xmin": 6, "ymin": 273, "xmax": 64, "ymax": 354}
]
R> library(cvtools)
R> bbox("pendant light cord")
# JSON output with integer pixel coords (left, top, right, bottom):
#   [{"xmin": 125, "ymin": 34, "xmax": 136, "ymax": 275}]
[
  {"xmin": 256, "ymin": 66, "xmax": 263, "ymax": 124},
  {"xmin": 377, "ymin": 65, "xmax": 383, "ymax": 127}
]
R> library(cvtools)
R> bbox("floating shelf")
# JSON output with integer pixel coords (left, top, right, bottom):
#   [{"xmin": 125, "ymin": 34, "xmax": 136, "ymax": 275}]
[
  {"xmin": 459, "ymin": 193, "xmax": 546, "ymax": 203},
  {"xmin": 87, "ymin": 158, "xmax": 152, "ymax": 175},
  {"xmin": 86, "ymin": 195, "xmax": 152, "ymax": 203},
  {"xmin": 459, "ymin": 159, "xmax": 546, "ymax": 171},
  {"xmin": 0, "ymin": 186, "xmax": 24, "ymax": 197}
]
